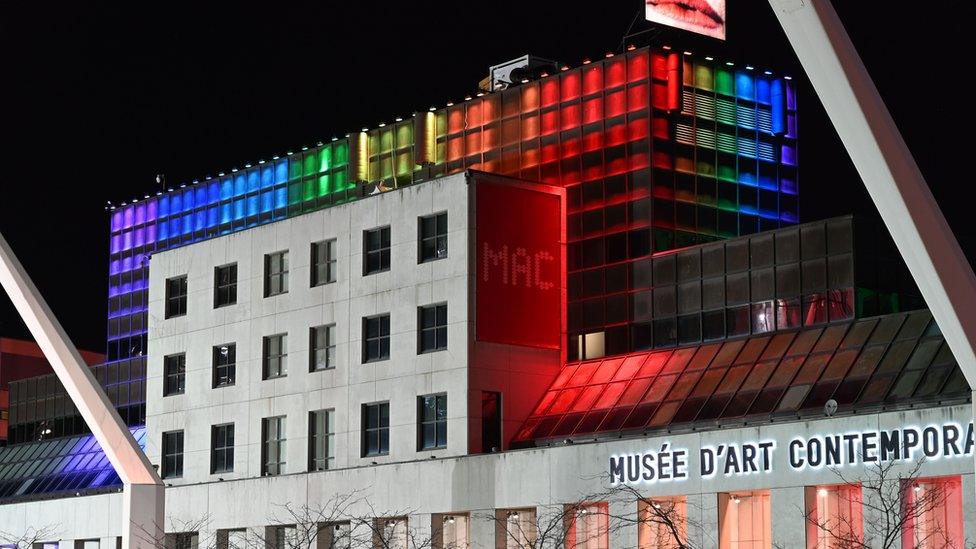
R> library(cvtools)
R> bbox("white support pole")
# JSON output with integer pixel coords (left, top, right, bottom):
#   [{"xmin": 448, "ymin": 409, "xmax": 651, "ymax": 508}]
[
  {"xmin": 0, "ymin": 232, "xmax": 164, "ymax": 548},
  {"xmin": 767, "ymin": 0, "xmax": 976, "ymax": 384}
]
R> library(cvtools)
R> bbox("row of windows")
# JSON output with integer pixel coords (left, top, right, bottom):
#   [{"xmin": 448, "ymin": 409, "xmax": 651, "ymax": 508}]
[
  {"xmin": 161, "ymin": 304, "xmax": 448, "ymax": 395},
  {"xmin": 163, "ymin": 212, "xmax": 448, "ymax": 318},
  {"xmin": 159, "ymin": 394, "xmax": 448, "ymax": 478}
]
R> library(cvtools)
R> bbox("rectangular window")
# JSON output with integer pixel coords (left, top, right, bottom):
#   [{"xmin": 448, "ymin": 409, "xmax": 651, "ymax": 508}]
[
  {"xmin": 164, "ymin": 533, "xmax": 199, "ymax": 549},
  {"xmin": 308, "ymin": 409, "xmax": 336, "ymax": 471},
  {"xmin": 418, "ymin": 394, "xmax": 447, "ymax": 450},
  {"xmin": 261, "ymin": 416, "xmax": 286, "ymax": 476},
  {"xmin": 719, "ymin": 491, "xmax": 771, "ymax": 549},
  {"xmin": 211, "ymin": 423, "xmax": 234, "ymax": 474},
  {"xmin": 163, "ymin": 353, "xmax": 185, "ymax": 396},
  {"xmin": 566, "ymin": 503, "xmax": 609, "ymax": 549},
  {"xmin": 418, "ymin": 303, "xmax": 448, "ymax": 353},
  {"xmin": 639, "ymin": 498, "xmax": 687, "ymax": 548},
  {"xmin": 362, "ymin": 402, "xmax": 390, "ymax": 457},
  {"xmin": 264, "ymin": 251, "xmax": 289, "ymax": 297},
  {"xmin": 212, "ymin": 343, "xmax": 236, "ymax": 388},
  {"xmin": 311, "ymin": 239, "xmax": 338, "ymax": 286},
  {"xmin": 165, "ymin": 276, "xmax": 188, "ymax": 318},
  {"xmin": 438, "ymin": 513, "xmax": 469, "ymax": 549},
  {"xmin": 418, "ymin": 212, "xmax": 448, "ymax": 263},
  {"xmin": 501, "ymin": 509, "xmax": 537, "ymax": 549},
  {"xmin": 363, "ymin": 226, "xmax": 391, "ymax": 275},
  {"xmin": 214, "ymin": 263, "xmax": 238, "ymax": 308},
  {"xmin": 806, "ymin": 484, "xmax": 862, "ymax": 549},
  {"xmin": 263, "ymin": 334, "xmax": 288, "ymax": 379},
  {"xmin": 310, "ymin": 325, "xmax": 336, "ymax": 372},
  {"xmin": 162, "ymin": 430, "xmax": 184, "ymax": 479},
  {"xmin": 903, "ymin": 476, "xmax": 963, "ymax": 549},
  {"xmin": 267, "ymin": 526, "xmax": 297, "ymax": 549},
  {"xmin": 362, "ymin": 315, "xmax": 390, "ymax": 363}
]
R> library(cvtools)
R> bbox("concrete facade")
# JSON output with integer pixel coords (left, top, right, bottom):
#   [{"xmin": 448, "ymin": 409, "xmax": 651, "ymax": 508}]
[
  {"xmin": 145, "ymin": 172, "xmax": 473, "ymax": 483},
  {"xmin": 1, "ymin": 404, "xmax": 973, "ymax": 547}
]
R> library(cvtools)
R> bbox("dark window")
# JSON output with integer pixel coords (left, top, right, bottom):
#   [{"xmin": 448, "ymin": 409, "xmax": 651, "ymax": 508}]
[
  {"xmin": 165, "ymin": 276, "xmax": 187, "ymax": 318},
  {"xmin": 310, "ymin": 325, "xmax": 337, "ymax": 371},
  {"xmin": 362, "ymin": 315, "xmax": 390, "ymax": 363},
  {"xmin": 263, "ymin": 334, "xmax": 288, "ymax": 379},
  {"xmin": 418, "ymin": 394, "xmax": 447, "ymax": 450},
  {"xmin": 363, "ymin": 226, "xmax": 391, "ymax": 275},
  {"xmin": 362, "ymin": 402, "xmax": 390, "ymax": 457},
  {"xmin": 311, "ymin": 239, "xmax": 338, "ymax": 286},
  {"xmin": 418, "ymin": 212, "xmax": 448, "ymax": 262},
  {"xmin": 211, "ymin": 423, "xmax": 234, "ymax": 474},
  {"xmin": 214, "ymin": 264, "xmax": 238, "ymax": 308},
  {"xmin": 162, "ymin": 430, "xmax": 184, "ymax": 478},
  {"xmin": 264, "ymin": 251, "xmax": 289, "ymax": 297},
  {"xmin": 261, "ymin": 416, "xmax": 286, "ymax": 476},
  {"xmin": 163, "ymin": 354, "xmax": 185, "ymax": 396},
  {"xmin": 309, "ymin": 409, "xmax": 335, "ymax": 471},
  {"xmin": 418, "ymin": 304, "xmax": 448, "ymax": 353},
  {"xmin": 481, "ymin": 392, "xmax": 502, "ymax": 453},
  {"xmin": 213, "ymin": 344, "xmax": 236, "ymax": 388}
]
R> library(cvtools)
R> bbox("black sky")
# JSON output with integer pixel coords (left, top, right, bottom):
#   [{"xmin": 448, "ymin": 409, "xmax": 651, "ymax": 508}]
[{"xmin": 0, "ymin": 1, "xmax": 973, "ymax": 353}]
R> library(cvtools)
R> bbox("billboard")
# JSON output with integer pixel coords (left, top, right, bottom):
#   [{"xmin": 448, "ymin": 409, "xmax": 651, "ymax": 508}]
[
  {"xmin": 475, "ymin": 175, "xmax": 564, "ymax": 349},
  {"xmin": 646, "ymin": 0, "xmax": 726, "ymax": 40}
]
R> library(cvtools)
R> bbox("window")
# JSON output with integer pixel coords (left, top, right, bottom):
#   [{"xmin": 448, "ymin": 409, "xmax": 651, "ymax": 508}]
[
  {"xmin": 362, "ymin": 315, "xmax": 390, "ymax": 363},
  {"xmin": 263, "ymin": 334, "xmax": 288, "ymax": 379},
  {"xmin": 213, "ymin": 343, "xmax": 236, "ymax": 388},
  {"xmin": 375, "ymin": 518, "xmax": 408, "ymax": 549},
  {"xmin": 309, "ymin": 409, "xmax": 335, "ymax": 471},
  {"xmin": 162, "ymin": 430, "xmax": 184, "ymax": 479},
  {"xmin": 261, "ymin": 416, "xmax": 286, "ymax": 476},
  {"xmin": 211, "ymin": 423, "xmax": 234, "ymax": 474},
  {"xmin": 418, "ymin": 304, "xmax": 448, "ymax": 353},
  {"xmin": 310, "ymin": 325, "xmax": 336, "ymax": 372},
  {"xmin": 264, "ymin": 251, "xmax": 289, "ymax": 297},
  {"xmin": 418, "ymin": 212, "xmax": 448, "ymax": 262},
  {"xmin": 311, "ymin": 239, "xmax": 338, "ymax": 286},
  {"xmin": 418, "ymin": 394, "xmax": 447, "ymax": 450},
  {"xmin": 163, "ymin": 353, "xmax": 185, "ymax": 396},
  {"xmin": 438, "ymin": 513, "xmax": 469, "ymax": 549},
  {"xmin": 903, "ymin": 476, "xmax": 963, "ymax": 549},
  {"xmin": 719, "ymin": 491, "xmax": 771, "ymax": 549},
  {"xmin": 639, "ymin": 498, "xmax": 687, "ymax": 548},
  {"xmin": 362, "ymin": 402, "xmax": 390, "ymax": 457},
  {"xmin": 501, "ymin": 509, "xmax": 537, "ymax": 549},
  {"xmin": 165, "ymin": 276, "xmax": 187, "ymax": 318},
  {"xmin": 214, "ymin": 264, "xmax": 238, "ymax": 307},
  {"xmin": 363, "ymin": 226, "xmax": 391, "ymax": 275},
  {"xmin": 567, "ymin": 503, "xmax": 609, "ymax": 549},
  {"xmin": 806, "ymin": 484, "xmax": 862, "ymax": 549},
  {"xmin": 164, "ymin": 533, "xmax": 198, "ymax": 549}
]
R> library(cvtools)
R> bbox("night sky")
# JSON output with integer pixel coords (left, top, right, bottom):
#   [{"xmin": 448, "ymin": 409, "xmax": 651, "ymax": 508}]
[{"xmin": 0, "ymin": 2, "xmax": 972, "ymax": 353}]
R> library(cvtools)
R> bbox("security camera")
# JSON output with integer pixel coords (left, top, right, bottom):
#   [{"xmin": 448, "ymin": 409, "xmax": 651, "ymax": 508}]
[{"xmin": 824, "ymin": 399, "xmax": 838, "ymax": 417}]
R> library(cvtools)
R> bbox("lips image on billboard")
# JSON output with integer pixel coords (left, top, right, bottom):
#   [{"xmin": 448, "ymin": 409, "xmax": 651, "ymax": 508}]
[{"xmin": 646, "ymin": 0, "xmax": 726, "ymax": 40}]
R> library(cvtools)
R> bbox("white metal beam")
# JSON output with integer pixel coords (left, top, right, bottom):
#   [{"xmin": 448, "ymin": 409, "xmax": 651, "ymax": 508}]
[
  {"xmin": 767, "ymin": 0, "xmax": 976, "ymax": 383},
  {"xmin": 0, "ymin": 231, "xmax": 164, "ymax": 547}
]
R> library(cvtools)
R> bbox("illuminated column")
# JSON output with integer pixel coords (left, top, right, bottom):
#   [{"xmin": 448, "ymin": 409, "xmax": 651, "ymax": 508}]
[
  {"xmin": 770, "ymin": 487, "xmax": 805, "ymax": 549},
  {"xmin": 0, "ymin": 231, "xmax": 164, "ymax": 547}
]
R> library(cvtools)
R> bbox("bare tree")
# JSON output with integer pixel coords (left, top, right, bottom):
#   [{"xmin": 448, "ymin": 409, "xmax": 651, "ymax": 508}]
[
  {"xmin": 132, "ymin": 514, "xmax": 217, "ymax": 549},
  {"xmin": 350, "ymin": 499, "xmax": 433, "ymax": 549},
  {"xmin": 0, "ymin": 524, "xmax": 61, "ymax": 549},
  {"xmin": 605, "ymin": 482, "xmax": 714, "ymax": 549},
  {"xmin": 803, "ymin": 457, "xmax": 961, "ymax": 549},
  {"xmin": 242, "ymin": 491, "xmax": 366, "ymax": 549}
]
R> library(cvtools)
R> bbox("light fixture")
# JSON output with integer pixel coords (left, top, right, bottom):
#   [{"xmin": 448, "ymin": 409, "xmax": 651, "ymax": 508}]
[
  {"xmin": 784, "ymin": 76, "xmax": 793, "ymax": 80},
  {"xmin": 626, "ymin": 44, "xmax": 636, "ymax": 51},
  {"xmin": 258, "ymin": 159, "xmax": 265, "ymax": 164},
  {"xmin": 582, "ymin": 58, "xmax": 591, "ymax": 64},
  {"xmin": 914, "ymin": 484, "xmax": 922, "ymax": 493},
  {"xmin": 818, "ymin": 488, "xmax": 828, "ymax": 497},
  {"xmin": 520, "ymin": 78, "xmax": 529, "ymax": 83},
  {"xmin": 579, "ymin": 507, "xmax": 588, "ymax": 515},
  {"xmin": 705, "ymin": 56, "xmax": 714, "ymax": 61},
  {"xmin": 476, "ymin": 92, "xmax": 485, "ymax": 97},
  {"xmin": 605, "ymin": 52, "xmax": 613, "ymax": 58},
  {"xmin": 764, "ymin": 70, "xmax": 773, "ymax": 75},
  {"xmin": 429, "ymin": 106, "xmax": 437, "ymax": 111},
  {"xmin": 464, "ymin": 95, "xmax": 472, "ymax": 101},
  {"xmin": 652, "ymin": 502, "xmax": 661, "ymax": 509},
  {"xmin": 683, "ymin": 51, "xmax": 692, "ymax": 56},
  {"xmin": 395, "ymin": 117, "xmax": 403, "ymax": 122},
  {"xmin": 725, "ymin": 61, "xmax": 734, "ymax": 66},
  {"xmin": 560, "ymin": 65, "xmax": 570, "ymax": 71},
  {"xmin": 378, "ymin": 123, "xmax": 386, "ymax": 127},
  {"xmin": 540, "ymin": 72, "xmax": 548, "ymax": 77},
  {"xmin": 244, "ymin": 163, "xmax": 251, "ymax": 168},
  {"xmin": 361, "ymin": 127, "xmax": 369, "ymax": 132},
  {"xmin": 662, "ymin": 45, "xmax": 671, "ymax": 50},
  {"xmin": 731, "ymin": 495, "xmax": 741, "ymax": 504},
  {"xmin": 332, "ymin": 137, "xmax": 339, "ymax": 141},
  {"xmin": 301, "ymin": 146, "xmax": 308, "ymax": 151},
  {"xmin": 446, "ymin": 102, "xmax": 454, "ymax": 106},
  {"xmin": 746, "ymin": 65, "xmax": 755, "ymax": 70}
]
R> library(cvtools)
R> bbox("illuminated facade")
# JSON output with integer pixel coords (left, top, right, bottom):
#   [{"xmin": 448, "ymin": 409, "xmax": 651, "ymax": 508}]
[{"xmin": 0, "ymin": 44, "xmax": 971, "ymax": 549}]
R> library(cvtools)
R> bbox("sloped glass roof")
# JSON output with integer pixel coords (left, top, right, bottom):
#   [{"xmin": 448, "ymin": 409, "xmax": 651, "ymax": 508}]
[
  {"xmin": 515, "ymin": 310, "xmax": 969, "ymax": 444},
  {"xmin": 0, "ymin": 426, "xmax": 146, "ymax": 500}
]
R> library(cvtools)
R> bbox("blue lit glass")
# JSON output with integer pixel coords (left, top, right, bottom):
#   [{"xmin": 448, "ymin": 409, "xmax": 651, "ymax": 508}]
[
  {"xmin": 234, "ymin": 174, "xmax": 247, "ymax": 197},
  {"xmin": 275, "ymin": 159, "xmax": 289, "ymax": 183},
  {"xmin": 260, "ymin": 191, "xmax": 273, "ymax": 213},
  {"xmin": 735, "ymin": 71, "xmax": 755, "ymax": 101},
  {"xmin": 247, "ymin": 170, "xmax": 260, "ymax": 193},
  {"xmin": 220, "ymin": 178, "xmax": 234, "ymax": 200},
  {"xmin": 275, "ymin": 186, "xmax": 288, "ymax": 209},
  {"xmin": 261, "ymin": 166, "xmax": 274, "ymax": 189}
]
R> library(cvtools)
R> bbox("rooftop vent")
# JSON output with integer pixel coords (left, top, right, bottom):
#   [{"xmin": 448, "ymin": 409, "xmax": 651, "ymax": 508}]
[{"xmin": 479, "ymin": 55, "xmax": 559, "ymax": 92}]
